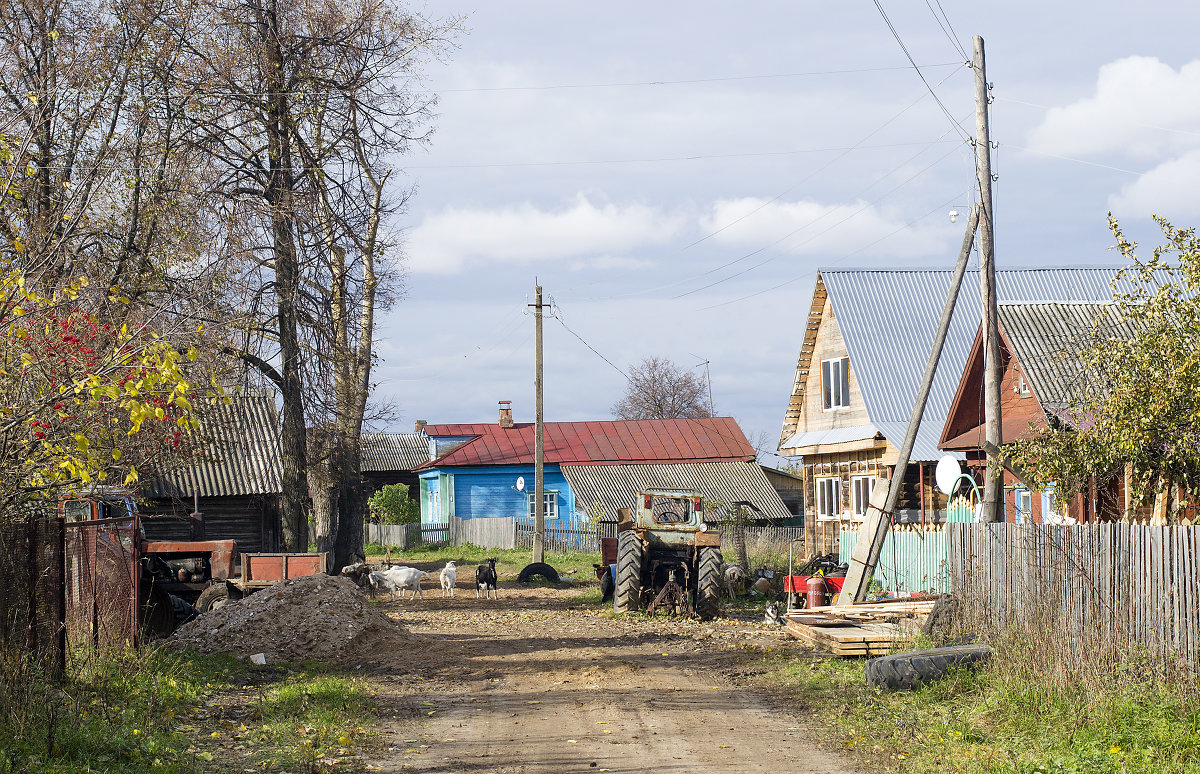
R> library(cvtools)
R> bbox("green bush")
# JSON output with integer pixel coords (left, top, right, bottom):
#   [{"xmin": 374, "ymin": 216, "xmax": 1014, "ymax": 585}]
[{"xmin": 367, "ymin": 483, "xmax": 420, "ymax": 525}]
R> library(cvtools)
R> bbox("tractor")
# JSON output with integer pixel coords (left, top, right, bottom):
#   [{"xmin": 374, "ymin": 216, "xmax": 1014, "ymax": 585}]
[{"xmin": 612, "ymin": 488, "xmax": 723, "ymax": 620}]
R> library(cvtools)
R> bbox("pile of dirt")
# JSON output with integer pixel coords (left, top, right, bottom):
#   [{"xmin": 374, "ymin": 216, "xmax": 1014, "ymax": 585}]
[{"xmin": 168, "ymin": 574, "xmax": 417, "ymax": 665}]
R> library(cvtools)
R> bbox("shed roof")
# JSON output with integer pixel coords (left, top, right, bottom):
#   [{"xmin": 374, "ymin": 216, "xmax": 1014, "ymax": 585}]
[
  {"xmin": 560, "ymin": 461, "xmax": 792, "ymax": 523},
  {"xmin": 781, "ymin": 267, "xmax": 1147, "ymax": 461},
  {"xmin": 144, "ymin": 390, "xmax": 283, "ymax": 499},
  {"xmin": 419, "ymin": 417, "xmax": 755, "ymax": 469},
  {"xmin": 360, "ymin": 433, "xmax": 429, "ymax": 472}
]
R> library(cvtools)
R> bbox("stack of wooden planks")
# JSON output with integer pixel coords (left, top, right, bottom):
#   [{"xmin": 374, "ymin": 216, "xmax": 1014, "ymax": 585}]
[{"xmin": 784, "ymin": 598, "xmax": 937, "ymax": 657}]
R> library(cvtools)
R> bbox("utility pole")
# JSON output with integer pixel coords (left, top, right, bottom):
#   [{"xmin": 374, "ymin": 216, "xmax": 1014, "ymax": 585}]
[
  {"xmin": 530, "ymin": 284, "xmax": 547, "ymax": 564},
  {"xmin": 690, "ymin": 353, "xmax": 714, "ymax": 416},
  {"xmin": 974, "ymin": 35, "xmax": 1004, "ymax": 523}
]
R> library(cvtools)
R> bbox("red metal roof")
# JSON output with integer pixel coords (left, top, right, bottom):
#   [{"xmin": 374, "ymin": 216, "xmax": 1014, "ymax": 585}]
[{"xmin": 419, "ymin": 417, "xmax": 756, "ymax": 469}]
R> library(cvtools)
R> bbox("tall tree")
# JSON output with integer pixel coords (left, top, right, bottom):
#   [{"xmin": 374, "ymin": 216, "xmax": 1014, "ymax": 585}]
[{"xmin": 612, "ymin": 356, "xmax": 713, "ymax": 420}]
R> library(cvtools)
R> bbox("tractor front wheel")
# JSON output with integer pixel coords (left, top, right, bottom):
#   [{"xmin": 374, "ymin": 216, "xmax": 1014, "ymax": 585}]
[
  {"xmin": 613, "ymin": 531, "xmax": 643, "ymax": 614},
  {"xmin": 695, "ymin": 547, "xmax": 723, "ymax": 621}
]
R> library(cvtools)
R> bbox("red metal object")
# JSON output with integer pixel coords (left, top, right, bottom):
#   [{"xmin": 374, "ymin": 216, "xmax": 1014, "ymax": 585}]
[
  {"xmin": 143, "ymin": 540, "xmax": 237, "ymax": 580},
  {"xmin": 599, "ymin": 537, "xmax": 618, "ymax": 567},
  {"xmin": 241, "ymin": 552, "xmax": 327, "ymax": 582},
  {"xmin": 806, "ymin": 576, "xmax": 828, "ymax": 609},
  {"xmin": 785, "ymin": 575, "xmax": 846, "ymax": 594}
]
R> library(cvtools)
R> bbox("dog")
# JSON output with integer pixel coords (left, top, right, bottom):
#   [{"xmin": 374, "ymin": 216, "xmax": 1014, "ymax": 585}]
[{"xmin": 763, "ymin": 601, "xmax": 784, "ymax": 625}]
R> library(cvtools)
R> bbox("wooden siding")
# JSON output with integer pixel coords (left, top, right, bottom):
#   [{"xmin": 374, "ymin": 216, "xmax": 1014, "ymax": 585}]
[
  {"xmin": 141, "ymin": 495, "xmax": 280, "ymax": 554},
  {"xmin": 801, "ymin": 295, "xmax": 872, "ymax": 435}
]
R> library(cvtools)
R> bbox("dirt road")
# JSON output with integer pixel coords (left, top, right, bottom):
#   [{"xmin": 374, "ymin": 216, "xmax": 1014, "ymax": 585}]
[{"xmin": 360, "ymin": 575, "xmax": 856, "ymax": 774}]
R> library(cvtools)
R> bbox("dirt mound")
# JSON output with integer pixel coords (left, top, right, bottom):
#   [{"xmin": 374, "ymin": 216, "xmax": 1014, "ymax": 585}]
[{"xmin": 168, "ymin": 574, "xmax": 416, "ymax": 665}]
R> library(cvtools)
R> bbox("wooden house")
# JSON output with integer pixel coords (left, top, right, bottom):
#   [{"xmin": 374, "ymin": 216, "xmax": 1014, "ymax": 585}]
[
  {"xmin": 360, "ymin": 431, "xmax": 428, "ymax": 502},
  {"xmin": 140, "ymin": 389, "xmax": 284, "ymax": 553},
  {"xmin": 939, "ymin": 302, "xmax": 1137, "ymax": 523},
  {"xmin": 778, "ymin": 268, "xmax": 1130, "ymax": 552}
]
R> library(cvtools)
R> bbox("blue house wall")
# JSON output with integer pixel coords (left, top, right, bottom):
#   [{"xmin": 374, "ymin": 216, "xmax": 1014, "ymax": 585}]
[{"xmin": 418, "ymin": 465, "xmax": 582, "ymax": 525}]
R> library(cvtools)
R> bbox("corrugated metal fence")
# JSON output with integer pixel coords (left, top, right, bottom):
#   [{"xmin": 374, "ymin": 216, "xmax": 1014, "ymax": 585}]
[
  {"xmin": 840, "ymin": 523, "xmax": 951, "ymax": 594},
  {"xmin": 948, "ymin": 523, "xmax": 1200, "ymax": 668}
]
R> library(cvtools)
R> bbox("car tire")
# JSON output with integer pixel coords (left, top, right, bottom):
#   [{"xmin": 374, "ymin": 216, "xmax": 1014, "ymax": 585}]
[
  {"xmin": 517, "ymin": 562, "xmax": 560, "ymax": 584},
  {"xmin": 865, "ymin": 644, "xmax": 992, "ymax": 691}
]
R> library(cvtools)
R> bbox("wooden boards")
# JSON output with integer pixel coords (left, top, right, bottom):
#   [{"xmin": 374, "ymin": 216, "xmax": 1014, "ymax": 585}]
[
  {"xmin": 784, "ymin": 598, "xmax": 936, "ymax": 656},
  {"xmin": 785, "ymin": 619, "xmax": 902, "ymax": 656}
]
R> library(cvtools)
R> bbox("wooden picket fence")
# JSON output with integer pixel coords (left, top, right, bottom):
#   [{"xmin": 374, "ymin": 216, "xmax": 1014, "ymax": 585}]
[
  {"xmin": 840, "ymin": 523, "xmax": 951, "ymax": 595},
  {"xmin": 948, "ymin": 523, "xmax": 1200, "ymax": 668},
  {"xmin": 365, "ymin": 521, "xmax": 449, "ymax": 549}
]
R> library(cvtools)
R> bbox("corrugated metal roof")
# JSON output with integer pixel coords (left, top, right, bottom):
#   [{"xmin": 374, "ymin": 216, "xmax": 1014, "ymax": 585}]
[
  {"xmin": 561, "ymin": 461, "xmax": 792, "ymax": 524},
  {"xmin": 809, "ymin": 267, "xmax": 1147, "ymax": 461},
  {"xmin": 997, "ymin": 302, "xmax": 1136, "ymax": 413},
  {"xmin": 144, "ymin": 390, "xmax": 283, "ymax": 498},
  {"xmin": 419, "ymin": 417, "xmax": 756, "ymax": 469},
  {"xmin": 360, "ymin": 433, "xmax": 429, "ymax": 472},
  {"xmin": 781, "ymin": 424, "xmax": 880, "ymax": 450}
]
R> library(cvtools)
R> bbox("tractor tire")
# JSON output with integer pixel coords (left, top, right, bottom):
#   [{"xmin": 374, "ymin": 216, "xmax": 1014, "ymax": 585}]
[
  {"xmin": 695, "ymin": 547, "xmax": 723, "ymax": 621},
  {"xmin": 196, "ymin": 583, "xmax": 240, "ymax": 613},
  {"xmin": 517, "ymin": 562, "xmax": 560, "ymax": 584},
  {"xmin": 613, "ymin": 531, "xmax": 643, "ymax": 614},
  {"xmin": 865, "ymin": 644, "xmax": 992, "ymax": 691},
  {"xmin": 140, "ymin": 584, "xmax": 177, "ymax": 638}
]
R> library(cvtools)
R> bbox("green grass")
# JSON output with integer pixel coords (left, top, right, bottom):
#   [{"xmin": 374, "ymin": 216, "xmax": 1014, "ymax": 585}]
[
  {"xmin": 757, "ymin": 643, "xmax": 1200, "ymax": 773},
  {"xmin": 0, "ymin": 645, "xmax": 375, "ymax": 773},
  {"xmin": 365, "ymin": 542, "xmax": 602, "ymax": 579}
]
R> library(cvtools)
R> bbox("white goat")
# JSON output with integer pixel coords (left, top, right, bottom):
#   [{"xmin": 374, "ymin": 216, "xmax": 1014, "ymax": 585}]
[
  {"xmin": 370, "ymin": 566, "xmax": 430, "ymax": 601},
  {"xmin": 440, "ymin": 561, "xmax": 457, "ymax": 597}
]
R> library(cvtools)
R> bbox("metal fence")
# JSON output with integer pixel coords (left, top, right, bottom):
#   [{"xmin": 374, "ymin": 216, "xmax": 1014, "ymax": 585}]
[
  {"xmin": 949, "ymin": 522, "xmax": 1200, "ymax": 668},
  {"xmin": 515, "ymin": 519, "xmax": 617, "ymax": 553},
  {"xmin": 365, "ymin": 521, "xmax": 450, "ymax": 549},
  {"xmin": 0, "ymin": 513, "xmax": 138, "ymax": 675}
]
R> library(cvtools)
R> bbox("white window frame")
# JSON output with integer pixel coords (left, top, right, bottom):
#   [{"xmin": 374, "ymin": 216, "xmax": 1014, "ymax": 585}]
[
  {"xmin": 815, "ymin": 477, "xmax": 842, "ymax": 521},
  {"xmin": 1015, "ymin": 369, "xmax": 1031, "ymax": 397},
  {"xmin": 821, "ymin": 357, "xmax": 851, "ymax": 410},
  {"xmin": 527, "ymin": 490, "xmax": 559, "ymax": 520},
  {"xmin": 851, "ymin": 475, "xmax": 877, "ymax": 520},
  {"xmin": 425, "ymin": 481, "xmax": 440, "ymax": 523},
  {"xmin": 1013, "ymin": 487, "xmax": 1033, "ymax": 524}
]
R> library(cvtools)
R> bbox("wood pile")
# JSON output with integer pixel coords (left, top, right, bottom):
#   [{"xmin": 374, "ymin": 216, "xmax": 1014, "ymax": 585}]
[{"xmin": 784, "ymin": 597, "xmax": 937, "ymax": 657}]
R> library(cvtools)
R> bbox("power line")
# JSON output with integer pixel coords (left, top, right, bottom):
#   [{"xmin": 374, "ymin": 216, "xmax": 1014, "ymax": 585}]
[
  {"xmin": 926, "ymin": 0, "xmax": 970, "ymax": 60},
  {"xmin": 551, "ymin": 309, "xmax": 631, "ymax": 383},
  {"xmin": 995, "ymin": 96, "xmax": 1200, "ymax": 140},
  {"xmin": 871, "ymin": 0, "xmax": 970, "ymax": 142},
  {"xmin": 1002, "ymin": 144, "xmax": 1143, "ymax": 175},
  {"xmin": 437, "ymin": 62, "xmax": 964, "ymax": 93}
]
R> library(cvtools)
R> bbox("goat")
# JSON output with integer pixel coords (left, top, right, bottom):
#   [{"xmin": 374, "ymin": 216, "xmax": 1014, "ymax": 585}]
[
  {"xmin": 340, "ymin": 561, "xmax": 374, "ymax": 592},
  {"xmin": 475, "ymin": 558, "xmax": 498, "ymax": 599},
  {"xmin": 440, "ymin": 561, "xmax": 457, "ymax": 597},
  {"xmin": 371, "ymin": 566, "xmax": 429, "ymax": 601}
]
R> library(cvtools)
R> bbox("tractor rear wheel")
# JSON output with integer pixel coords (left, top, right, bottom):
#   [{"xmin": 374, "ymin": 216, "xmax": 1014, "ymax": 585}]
[
  {"xmin": 196, "ymin": 582, "xmax": 241, "ymax": 613},
  {"xmin": 695, "ymin": 547, "xmax": 722, "ymax": 621},
  {"xmin": 613, "ymin": 531, "xmax": 643, "ymax": 614}
]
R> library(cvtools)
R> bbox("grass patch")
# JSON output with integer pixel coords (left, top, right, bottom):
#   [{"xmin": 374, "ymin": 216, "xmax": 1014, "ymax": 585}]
[
  {"xmin": 0, "ymin": 645, "xmax": 375, "ymax": 773},
  {"xmin": 758, "ymin": 644, "xmax": 1200, "ymax": 773},
  {"xmin": 367, "ymin": 542, "xmax": 601, "ymax": 579}
]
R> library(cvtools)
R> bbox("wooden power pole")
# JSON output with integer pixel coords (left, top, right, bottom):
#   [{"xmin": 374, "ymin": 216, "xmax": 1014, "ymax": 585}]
[
  {"xmin": 973, "ymin": 35, "xmax": 1004, "ymax": 523},
  {"xmin": 531, "ymin": 284, "xmax": 546, "ymax": 564}
]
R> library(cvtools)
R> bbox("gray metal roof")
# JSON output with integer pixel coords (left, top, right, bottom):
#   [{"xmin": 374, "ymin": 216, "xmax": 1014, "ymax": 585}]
[
  {"xmin": 561, "ymin": 461, "xmax": 792, "ymax": 524},
  {"xmin": 997, "ymin": 302, "xmax": 1135, "ymax": 414},
  {"xmin": 361, "ymin": 433, "xmax": 429, "ymax": 472},
  {"xmin": 781, "ymin": 424, "xmax": 880, "ymax": 450},
  {"xmin": 814, "ymin": 267, "xmax": 1149, "ymax": 461},
  {"xmin": 144, "ymin": 390, "xmax": 283, "ymax": 498}
]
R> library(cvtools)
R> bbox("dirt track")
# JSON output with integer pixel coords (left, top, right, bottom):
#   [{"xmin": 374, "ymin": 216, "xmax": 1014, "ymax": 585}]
[{"xmin": 359, "ymin": 570, "xmax": 857, "ymax": 774}]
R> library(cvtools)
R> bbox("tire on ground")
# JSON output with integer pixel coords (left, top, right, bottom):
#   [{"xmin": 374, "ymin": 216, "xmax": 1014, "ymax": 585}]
[
  {"xmin": 613, "ymin": 531, "xmax": 643, "ymax": 614},
  {"xmin": 694, "ymin": 547, "xmax": 723, "ymax": 621},
  {"xmin": 865, "ymin": 644, "xmax": 992, "ymax": 691},
  {"xmin": 196, "ymin": 582, "xmax": 240, "ymax": 613},
  {"xmin": 517, "ymin": 562, "xmax": 560, "ymax": 584}
]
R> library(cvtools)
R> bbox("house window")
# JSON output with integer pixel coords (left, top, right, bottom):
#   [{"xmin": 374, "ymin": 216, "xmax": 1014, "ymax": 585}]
[
  {"xmin": 851, "ymin": 475, "xmax": 877, "ymax": 519},
  {"xmin": 1013, "ymin": 487, "xmax": 1033, "ymax": 524},
  {"xmin": 816, "ymin": 477, "xmax": 842, "ymax": 520},
  {"xmin": 1041, "ymin": 485, "xmax": 1065, "ymax": 524},
  {"xmin": 822, "ymin": 357, "xmax": 851, "ymax": 410},
  {"xmin": 426, "ymin": 483, "xmax": 440, "ymax": 522},
  {"xmin": 527, "ymin": 491, "xmax": 559, "ymax": 520},
  {"xmin": 1014, "ymin": 370, "xmax": 1031, "ymax": 397}
]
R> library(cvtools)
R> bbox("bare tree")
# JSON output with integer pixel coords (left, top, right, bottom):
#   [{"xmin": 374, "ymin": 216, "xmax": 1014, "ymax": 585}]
[{"xmin": 611, "ymin": 356, "xmax": 713, "ymax": 420}]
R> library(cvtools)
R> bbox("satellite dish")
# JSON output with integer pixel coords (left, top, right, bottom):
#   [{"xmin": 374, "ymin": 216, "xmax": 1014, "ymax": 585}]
[
  {"xmin": 935, "ymin": 455, "xmax": 962, "ymax": 495},
  {"xmin": 515, "ymin": 476, "xmax": 525, "ymax": 491}
]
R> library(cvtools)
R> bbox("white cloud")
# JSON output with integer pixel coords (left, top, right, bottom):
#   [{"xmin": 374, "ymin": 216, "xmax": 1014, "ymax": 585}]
[
  {"xmin": 699, "ymin": 197, "xmax": 951, "ymax": 258},
  {"xmin": 1027, "ymin": 56, "xmax": 1200, "ymax": 159},
  {"xmin": 406, "ymin": 195, "xmax": 686, "ymax": 274},
  {"xmin": 1109, "ymin": 148, "xmax": 1200, "ymax": 220}
]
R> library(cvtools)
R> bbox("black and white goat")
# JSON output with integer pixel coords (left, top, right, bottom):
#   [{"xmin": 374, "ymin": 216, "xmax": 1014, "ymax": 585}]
[{"xmin": 476, "ymin": 557, "xmax": 498, "ymax": 599}]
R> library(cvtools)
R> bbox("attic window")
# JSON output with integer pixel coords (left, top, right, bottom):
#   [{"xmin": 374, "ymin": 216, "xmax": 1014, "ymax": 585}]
[
  {"xmin": 822, "ymin": 357, "xmax": 850, "ymax": 410},
  {"xmin": 1015, "ymin": 370, "xmax": 1031, "ymax": 397}
]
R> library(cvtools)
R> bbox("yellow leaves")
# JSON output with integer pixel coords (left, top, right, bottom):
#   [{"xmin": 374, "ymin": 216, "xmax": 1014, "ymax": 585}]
[
  {"xmin": 123, "ymin": 466, "xmax": 138, "ymax": 486},
  {"xmin": 111, "ymin": 448, "xmax": 122, "ymax": 461},
  {"xmin": 74, "ymin": 433, "xmax": 88, "ymax": 452},
  {"xmin": 19, "ymin": 353, "xmax": 34, "ymax": 367},
  {"xmin": 11, "ymin": 237, "xmax": 24, "ymax": 253}
]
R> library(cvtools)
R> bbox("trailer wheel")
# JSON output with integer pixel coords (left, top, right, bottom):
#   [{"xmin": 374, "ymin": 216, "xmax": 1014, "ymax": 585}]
[
  {"xmin": 196, "ymin": 583, "xmax": 240, "ymax": 613},
  {"xmin": 695, "ymin": 547, "xmax": 723, "ymax": 621},
  {"xmin": 613, "ymin": 531, "xmax": 643, "ymax": 614}
]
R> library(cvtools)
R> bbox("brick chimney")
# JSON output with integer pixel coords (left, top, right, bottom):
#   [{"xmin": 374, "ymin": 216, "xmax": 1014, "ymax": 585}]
[
  {"xmin": 414, "ymin": 419, "xmax": 427, "ymax": 433},
  {"xmin": 498, "ymin": 400, "xmax": 514, "ymax": 429}
]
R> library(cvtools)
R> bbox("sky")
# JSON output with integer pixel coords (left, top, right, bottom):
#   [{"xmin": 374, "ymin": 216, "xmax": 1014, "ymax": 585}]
[{"xmin": 370, "ymin": 1, "xmax": 1200, "ymax": 462}]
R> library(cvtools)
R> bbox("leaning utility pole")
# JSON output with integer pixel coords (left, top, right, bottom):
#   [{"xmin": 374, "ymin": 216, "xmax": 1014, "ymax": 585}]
[
  {"xmin": 974, "ymin": 35, "xmax": 1004, "ymax": 523},
  {"xmin": 530, "ymin": 284, "xmax": 547, "ymax": 564}
]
